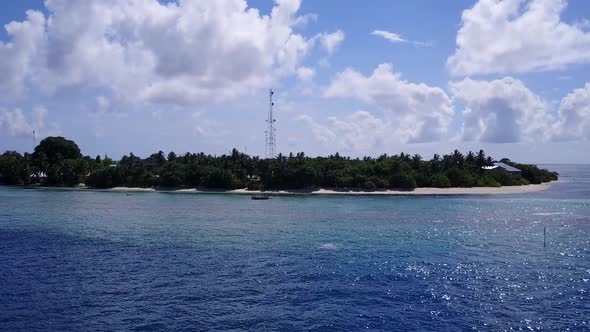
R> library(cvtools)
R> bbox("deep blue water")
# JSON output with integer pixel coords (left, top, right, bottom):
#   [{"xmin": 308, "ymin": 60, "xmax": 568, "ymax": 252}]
[{"xmin": 1, "ymin": 165, "xmax": 589, "ymax": 331}]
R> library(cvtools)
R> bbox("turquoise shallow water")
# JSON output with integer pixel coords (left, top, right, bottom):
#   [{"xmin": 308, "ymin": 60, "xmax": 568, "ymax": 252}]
[{"xmin": 1, "ymin": 165, "xmax": 589, "ymax": 331}]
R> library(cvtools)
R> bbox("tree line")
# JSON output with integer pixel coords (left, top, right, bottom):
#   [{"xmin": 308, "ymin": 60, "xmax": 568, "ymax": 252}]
[{"xmin": 0, "ymin": 136, "xmax": 558, "ymax": 190}]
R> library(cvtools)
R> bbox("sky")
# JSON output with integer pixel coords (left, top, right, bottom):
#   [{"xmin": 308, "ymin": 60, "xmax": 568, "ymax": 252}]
[{"xmin": 0, "ymin": 0, "xmax": 589, "ymax": 163}]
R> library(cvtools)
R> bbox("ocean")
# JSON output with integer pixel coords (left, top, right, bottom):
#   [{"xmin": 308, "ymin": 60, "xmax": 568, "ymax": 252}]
[{"xmin": 1, "ymin": 165, "xmax": 589, "ymax": 331}]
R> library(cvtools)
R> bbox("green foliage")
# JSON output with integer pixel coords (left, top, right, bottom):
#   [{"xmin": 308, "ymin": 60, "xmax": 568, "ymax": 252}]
[
  {"xmin": 1, "ymin": 137, "xmax": 559, "ymax": 191},
  {"xmin": 33, "ymin": 137, "xmax": 81, "ymax": 162},
  {"xmin": 414, "ymin": 173, "xmax": 431, "ymax": 187},
  {"xmin": 29, "ymin": 137, "xmax": 92, "ymax": 185},
  {"xmin": 85, "ymin": 167, "xmax": 123, "ymax": 188},
  {"xmin": 204, "ymin": 168, "xmax": 237, "ymax": 189},
  {"xmin": 371, "ymin": 176, "xmax": 389, "ymax": 189},
  {"xmin": 518, "ymin": 164, "xmax": 558, "ymax": 184},
  {"xmin": 487, "ymin": 170, "xmax": 522, "ymax": 186},
  {"xmin": 362, "ymin": 181, "xmax": 377, "ymax": 190},
  {"xmin": 247, "ymin": 180, "xmax": 262, "ymax": 191},
  {"xmin": 0, "ymin": 151, "xmax": 31, "ymax": 185},
  {"xmin": 139, "ymin": 172, "xmax": 158, "ymax": 188},
  {"xmin": 476, "ymin": 175, "xmax": 501, "ymax": 187},
  {"xmin": 159, "ymin": 162, "xmax": 185, "ymax": 187},
  {"xmin": 445, "ymin": 168, "xmax": 476, "ymax": 187},
  {"xmin": 390, "ymin": 173, "xmax": 417, "ymax": 190},
  {"xmin": 431, "ymin": 174, "xmax": 451, "ymax": 188}
]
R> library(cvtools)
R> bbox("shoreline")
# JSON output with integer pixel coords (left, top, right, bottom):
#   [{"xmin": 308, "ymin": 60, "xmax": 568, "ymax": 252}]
[{"xmin": 20, "ymin": 181, "xmax": 556, "ymax": 196}]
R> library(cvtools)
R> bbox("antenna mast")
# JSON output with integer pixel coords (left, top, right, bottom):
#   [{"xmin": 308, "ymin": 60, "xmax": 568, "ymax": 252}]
[{"xmin": 265, "ymin": 89, "xmax": 277, "ymax": 158}]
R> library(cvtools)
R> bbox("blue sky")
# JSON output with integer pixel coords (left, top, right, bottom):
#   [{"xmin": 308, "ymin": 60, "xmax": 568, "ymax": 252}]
[{"xmin": 1, "ymin": 0, "xmax": 590, "ymax": 163}]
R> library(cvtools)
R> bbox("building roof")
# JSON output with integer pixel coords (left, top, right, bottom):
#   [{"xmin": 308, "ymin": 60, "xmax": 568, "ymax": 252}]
[
  {"xmin": 493, "ymin": 162, "xmax": 521, "ymax": 172},
  {"xmin": 30, "ymin": 171, "xmax": 47, "ymax": 177}
]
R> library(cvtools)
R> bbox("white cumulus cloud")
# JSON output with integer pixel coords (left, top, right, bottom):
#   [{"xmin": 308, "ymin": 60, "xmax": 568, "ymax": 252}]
[
  {"xmin": 296, "ymin": 66, "xmax": 315, "ymax": 81},
  {"xmin": 0, "ymin": 106, "xmax": 58, "ymax": 137},
  {"xmin": 553, "ymin": 83, "xmax": 590, "ymax": 141},
  {"xmin": 192, "ymin": 112, "xmax": 231, "ymax": 139},
  {"xmin": 317, "ymin": 30, "xmax": 345, "ymax": 55},
  {"xmin": 298, "ymin": 111, "xmax": 386, "ymax": 151},
  {"xmin": 0, "ymin": 0, "xmax": 332, "ymax": 106},
  {"xmin": 448, "ymin": 0, "xmax": 590, "ymax": 76},
  {"xmin": 450, "ymin": 77, "xmax": 551, "ymax": 143},
  {"xmin": 324, "ymin": 63, "xmax": 454, "ymax": 143},
  {"xmin": 0, "ymin": 10, "xmax": 46, "ymax": 97}
]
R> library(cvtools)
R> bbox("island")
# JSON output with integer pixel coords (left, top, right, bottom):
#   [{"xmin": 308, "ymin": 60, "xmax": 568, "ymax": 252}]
[{"xmin": 0, "ymin": 136, "xmax": 558, "ymax": 195}]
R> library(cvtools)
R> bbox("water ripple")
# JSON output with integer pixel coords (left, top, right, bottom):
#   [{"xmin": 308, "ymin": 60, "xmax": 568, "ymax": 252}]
[{"xmin": 1, "ymin": 169, "xmax": 589, "ymax": 331}]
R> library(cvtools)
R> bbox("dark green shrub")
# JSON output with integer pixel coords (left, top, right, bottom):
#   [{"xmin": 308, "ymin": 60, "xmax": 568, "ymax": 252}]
[
  {"xmin": 362, "ymin": 181, "xmax": 377, "ymax": 190},
  {"xmin": 414, "ymin": 173, "xmax": 431, "ymax": 187},
  {"xmin": 431, "ymin": 174, "xmax": 451, "ymax": 188},
  {"xmin": 390, "ymin": 173, "xmax": 417, "ymax": 190}
]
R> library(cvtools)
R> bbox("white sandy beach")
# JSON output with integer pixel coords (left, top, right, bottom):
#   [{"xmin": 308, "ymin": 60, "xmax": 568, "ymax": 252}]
[
  {"xmin": 107, "ymin": 181, "xmax": 555, "ymax": 196},
  {"xmin": 108, "ymin": 187, "xmax": 158, "ymax": 192}
]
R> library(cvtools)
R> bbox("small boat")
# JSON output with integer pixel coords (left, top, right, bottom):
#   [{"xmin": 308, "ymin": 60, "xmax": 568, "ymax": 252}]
[{"xmin": 251, "ymin": 193, "xmax": 270, "ymax": 200}]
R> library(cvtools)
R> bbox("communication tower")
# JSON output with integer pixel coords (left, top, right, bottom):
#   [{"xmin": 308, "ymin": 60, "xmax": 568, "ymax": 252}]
[{"xmin": 265, "ymin": 89, "xmax": 277, "ymax": 158}]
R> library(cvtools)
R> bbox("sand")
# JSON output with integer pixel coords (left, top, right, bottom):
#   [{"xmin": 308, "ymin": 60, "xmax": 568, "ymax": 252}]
[
  {"xmin": 107, "ymin": 182, "xmax": 555, "ymax": 196},
  {"xmin": 108, "ymin": 187, "xmax": 156, "ymax": 192}
]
